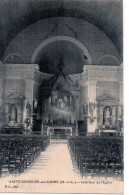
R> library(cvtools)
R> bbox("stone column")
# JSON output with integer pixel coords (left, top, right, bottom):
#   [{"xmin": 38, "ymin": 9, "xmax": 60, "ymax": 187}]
[
  {"xmin": 75, "ymin": 94, "xmax": 79, "ymax": 136},
  {"xmin": 119, "ymin": 81, "xmax": 123, "ymax": 105},
  {"xmin": 112, "ymin": 105, "xmax": 117, "ymax": 126},
  {"xmin": 87, "ymin": 80, "xmax": 97, "ymax": 133},
  {"xmin": 76, "ymin": 122, "xmax": 78, "ymax": 136},
  {"xmin": 0, "ymin": 79, "xmax": 3, "ymax": 107},
  {"xmin": 17, "ymin": 104, "xmax": 21, "ymax": 124},
  {"xmin": 0, "ymin": 62, "xmax": 4, "ymax": 130},
  {"xmin": 24, "ymin": 79, "xmax": 34, "ymax": 124},
  {"xmin": 119, "ymin": 81, "xmax": 123, "ymax": 134},
  {"xmin": 80, "ymin": 84, "xmax": 88, "ymax": 136},
  {"xmin": 119, "ymin": 81, "xmax": 123, "ymax": 119},
  {"xmin": 0, "ymin": 61, "xmax": 4, "ymax": 106},
  {"xmin": 0, "ymin": 79, "xmax": 4, "ymax": 130},
  {"xmin": 99, "ymin": 105, "xmax": 104, "ymax": 126},
  {"xmin": 96, "ymin": 102, "xmax": 102, "ymax": 128}
]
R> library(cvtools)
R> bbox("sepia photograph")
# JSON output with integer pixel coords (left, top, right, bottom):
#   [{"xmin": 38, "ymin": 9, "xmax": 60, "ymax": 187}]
[{"xmin": 0, "ymin": 0, "xmax": 123, "ymax": 193}]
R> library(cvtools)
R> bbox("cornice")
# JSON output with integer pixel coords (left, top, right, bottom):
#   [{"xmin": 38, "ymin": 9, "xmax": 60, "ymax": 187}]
[
  {"xmin": 4, "ymin": 64, "xmax": 38, "ymax": 70},
  {"xmin": 83, "ymin": 64, "xmax": 123, "ymax": 72}
]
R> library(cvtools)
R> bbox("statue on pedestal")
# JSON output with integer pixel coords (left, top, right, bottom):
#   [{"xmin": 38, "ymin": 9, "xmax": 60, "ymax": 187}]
[
  {"xmin": 103, "ymin": 106, "xmax": 112, "ymax": 127},
  {"xmin": 10, "ymin": 105, "xmax": 17, "ymax": 123},
  {"xmin": 89, "ymin": 102, "xmax": 96, "ymax": 117},
  {"xmin": 26, "ymin": 101, "xmax": 31, "ymax": 118}
]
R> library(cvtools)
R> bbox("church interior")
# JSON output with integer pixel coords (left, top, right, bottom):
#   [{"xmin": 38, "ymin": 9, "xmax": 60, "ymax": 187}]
[{"xmin": 0, "ymin": 0, "xmax": 123, "ymax": 183}]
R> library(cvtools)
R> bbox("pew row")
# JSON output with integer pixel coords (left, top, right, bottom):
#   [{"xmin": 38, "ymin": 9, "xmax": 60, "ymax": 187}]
[
  {"xmin": 68, "ymin": 136, "xmax": 123, "ymax": 180},
  {"xmin": 0, "ymin": 134, "xmax": 50, "ymax": 177}
]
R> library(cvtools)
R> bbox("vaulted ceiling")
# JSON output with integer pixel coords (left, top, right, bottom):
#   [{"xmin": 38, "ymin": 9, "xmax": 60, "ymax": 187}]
[{"xmin": 0, "ymin": 0, "xmax": 123, "ymax": 61}]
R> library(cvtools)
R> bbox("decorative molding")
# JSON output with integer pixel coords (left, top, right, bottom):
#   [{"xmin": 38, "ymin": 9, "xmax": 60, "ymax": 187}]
[
  {"xmin": 4, "ymin": 91, "xmax": 24, "ymax": 105},
  {"xmin": 3, "ymin": 64, "xmax": 39, "ymax": 80},
  {"xmin": 83, "ymin": 64, "xmax": 123, "ymax": 72},
  {"xmin": 3, "ymin": 53, "xmax": 24, "ymax": 64},
  {"xmin": 97, "ymin": 54, "xmax": 120, "ymax": 65},
  {"xmin": 31, "ymin": 36, "xmax": 92, "ymax": 64},
  {"xmin": 4, "ymin": 64, "xmax": 38, "ymax": 69},
  {"xmin": 6, "ymin": 92, "xmax": 24, "ymax": 100},
  {"xmin": 82, "ymin": 64, "xmax": 123, "ymax": 83},
  {"xmin": 97, "ymin": 93, "xmax": 118, "ymax": 102}
]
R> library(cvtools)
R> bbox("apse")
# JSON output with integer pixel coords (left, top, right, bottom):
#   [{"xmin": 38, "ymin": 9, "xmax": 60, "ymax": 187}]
[{"xmin": 31, "ymin": 40, "xmax": 88, "ymax": 74}]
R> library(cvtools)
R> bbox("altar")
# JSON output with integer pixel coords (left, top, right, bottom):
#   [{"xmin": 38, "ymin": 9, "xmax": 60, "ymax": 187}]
[
  {"xmin": 96, "ymin": 129, "xmax": 119, "ymax": 137},
  {"xmin": 1, "ymin": 124, "xmax": 24, "ymax": 134},
  {"xmin": 43, "ymin": 125, "xmax": 75, "ymax": 139}
]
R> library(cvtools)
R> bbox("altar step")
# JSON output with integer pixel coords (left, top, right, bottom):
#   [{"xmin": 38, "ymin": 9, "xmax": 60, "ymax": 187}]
[{"xmin": 50, "ymin": 139, "xmax": 68, "ymax": 144}]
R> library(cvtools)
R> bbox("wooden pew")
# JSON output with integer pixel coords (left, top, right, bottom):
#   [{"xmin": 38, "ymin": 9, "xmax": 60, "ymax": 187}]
[
  {"xmin": 68, "ymin": 136, "xmax": 123, "ymax": 180},
  {"xmin": 0, "ymin": 134, "xmax": 50, "ymax": 177}
]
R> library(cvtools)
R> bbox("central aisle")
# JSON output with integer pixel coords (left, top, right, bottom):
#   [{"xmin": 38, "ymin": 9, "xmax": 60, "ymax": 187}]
[{"xmin": 20, "ymin": 140, "xmax": 81, "ymax": 180}]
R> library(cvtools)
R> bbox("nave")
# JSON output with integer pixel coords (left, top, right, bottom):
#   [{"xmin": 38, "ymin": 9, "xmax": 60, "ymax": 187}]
[
  {"xmin": 8, "ymin": 137, "xmax": 124, "ymax": 180},
  {"xmin": 0, "ymin": 137, "xmax": 123, "ymax": 193},
  {"xmin": 0, "ymin": 136, "xmax": 123, "ymax": 180}
]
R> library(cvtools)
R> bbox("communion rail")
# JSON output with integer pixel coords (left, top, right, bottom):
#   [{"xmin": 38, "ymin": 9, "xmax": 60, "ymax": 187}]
[
  {"xmin": 0, "ymin": 134, "xmax": 50, "ymax": 178},
  {"xmin": 68, "ymin": 136, "xmax": 123, "ymax": 180}
]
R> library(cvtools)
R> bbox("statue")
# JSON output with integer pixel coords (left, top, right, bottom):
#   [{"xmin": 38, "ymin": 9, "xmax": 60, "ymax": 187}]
[
  {"xmin": 10, "ymin": 106, "xmax": 16, "ymax": 122},
  {"xmin": 58, "ymin": 98, "xmax": 65, "ymax": 110},
  {"xmin": 26, "ymin": 101, "xmax": 31, "ymax": 118},
  {"xmin": 104, "ymin": 107, "xmax": 112, "ymax": 127},
  {"xmin": 89, "ymin": 102, "xmax": 96, "ymax": 117},
  {"xmin": 83, "ymin": 103, "xmax": 88, "ymax": 116}
]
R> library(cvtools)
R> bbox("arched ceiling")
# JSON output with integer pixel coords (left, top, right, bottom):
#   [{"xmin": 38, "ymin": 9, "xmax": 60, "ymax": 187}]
[
  {"xmin": 3, "ymin": 17, "xmax": 121, "ymax": 69},
  {"xmin": 0, "ymin": 0, "xmax": 123, "ymax": 60},
  {"xmin": 35, "ymin": 40, "xmax": 88, "ymax": 74}
]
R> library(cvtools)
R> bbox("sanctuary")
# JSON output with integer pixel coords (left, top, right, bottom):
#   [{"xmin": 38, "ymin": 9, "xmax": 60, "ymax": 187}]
[{"xmin": 0, "ymin": 0, "xmax": 123, "ymax": 183}]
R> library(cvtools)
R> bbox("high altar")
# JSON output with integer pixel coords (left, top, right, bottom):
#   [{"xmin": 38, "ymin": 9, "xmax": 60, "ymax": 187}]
[{"xmin": 0, "ymin": 60, "xmax": 123, "ymax": 136}]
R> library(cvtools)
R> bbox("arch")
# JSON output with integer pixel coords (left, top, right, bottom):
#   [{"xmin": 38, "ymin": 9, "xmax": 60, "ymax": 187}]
[
  {"xmin": 3, "ymin": 53, "xmax": 24, "ymax": 64},
  {"xmin": 97, "ymin": 55, "xmax": 120, "ymax": 65},
  {"xmin": 31, "ymin": 36, "xmax": 92, "ymax": 64}
]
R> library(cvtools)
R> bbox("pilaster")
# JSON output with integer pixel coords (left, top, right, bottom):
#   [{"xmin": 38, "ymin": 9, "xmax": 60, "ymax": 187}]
[
  {"xmin": 0, "ymin": 61, "xmax": 4, "ymax": 107},
  {"xmin": 87, "ymin": 80, "xmax": 97, "ymax": 133},
  {"xmin": 24, "ymin": 79, "xmax": 34, "ymax": 123},
  {"xmin": 0, "ymin": 79, "xmax": 3, "ymax": 107},
  {"xmin": 119, "ymin": 81, "xmax": 123, "ymax": 105}
]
